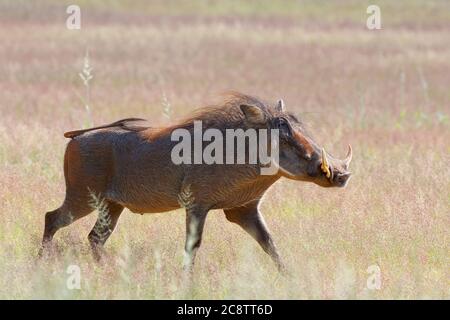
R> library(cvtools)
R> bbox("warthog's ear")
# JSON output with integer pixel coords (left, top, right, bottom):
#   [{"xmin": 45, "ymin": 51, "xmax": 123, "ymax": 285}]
[
  {"xmin": 276, "ymin": 99, "xmax": 285, "ymax": 112},
  {"xmin": 240, "ymin": 104, "xmax": 266, "ymax": 124}
]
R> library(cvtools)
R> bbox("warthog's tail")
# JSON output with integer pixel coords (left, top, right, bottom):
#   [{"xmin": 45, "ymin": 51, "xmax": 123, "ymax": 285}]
[{"xmin": 64, "ymin": 118, "xmax": 148, "ymax": 138}]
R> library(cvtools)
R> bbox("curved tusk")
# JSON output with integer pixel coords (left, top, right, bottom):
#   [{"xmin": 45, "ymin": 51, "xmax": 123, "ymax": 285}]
[
  {"xmin": 321, "ymin": 148, "xmax": 331, "ymax": 178},
  {"xmin": 344, "ymin": 144, "xmax": 352, "ymax": 167}
]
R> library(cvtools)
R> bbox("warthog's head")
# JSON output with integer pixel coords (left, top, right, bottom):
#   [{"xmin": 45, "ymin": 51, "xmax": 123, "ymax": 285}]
[{"xmin": 240, "ymin": 99, "xmax": 352, "ymax": 188}]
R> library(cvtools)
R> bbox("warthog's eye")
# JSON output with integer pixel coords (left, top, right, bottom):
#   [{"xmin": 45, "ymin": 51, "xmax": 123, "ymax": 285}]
[{"xmin": 277, "ymin": 118, "xmax": 291, "ymax": 137}]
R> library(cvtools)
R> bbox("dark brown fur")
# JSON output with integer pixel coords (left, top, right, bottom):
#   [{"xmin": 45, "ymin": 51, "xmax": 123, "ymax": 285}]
[{"xmin": 39, "ymin": 92, "xmax": 352, "ymax": 271}]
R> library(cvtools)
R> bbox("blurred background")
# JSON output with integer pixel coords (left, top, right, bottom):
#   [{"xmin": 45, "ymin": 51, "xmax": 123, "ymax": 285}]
[{"xmin": 0, "ymin": 0, "xmax": 448, "ymax": 299}]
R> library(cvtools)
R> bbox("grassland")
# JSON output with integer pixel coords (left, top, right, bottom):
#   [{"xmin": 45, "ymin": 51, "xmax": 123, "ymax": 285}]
[{"xmin": 0, "ymin": 0, "xmax": 448, "ymax": 299}]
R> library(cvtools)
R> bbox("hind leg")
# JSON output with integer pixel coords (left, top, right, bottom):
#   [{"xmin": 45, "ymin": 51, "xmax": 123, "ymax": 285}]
[
  {"xmin": 88, "ymin": 201, "xmax": 124, "ymax": 261},
  {"xmin": 39, "ymin": 199, "xmax": 94, "ymax": 257}
]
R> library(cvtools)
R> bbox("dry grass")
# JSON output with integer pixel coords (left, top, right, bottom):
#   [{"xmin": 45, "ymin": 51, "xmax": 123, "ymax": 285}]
[{"xmin": 0, "ymin": 1, "xmax": 448, "ymax": 299}]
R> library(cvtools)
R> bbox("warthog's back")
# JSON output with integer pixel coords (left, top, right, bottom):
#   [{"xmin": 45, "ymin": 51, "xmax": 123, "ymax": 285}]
[{"xmin": 65, "ymin": 127, "xmax": 184, "ymax": 213}]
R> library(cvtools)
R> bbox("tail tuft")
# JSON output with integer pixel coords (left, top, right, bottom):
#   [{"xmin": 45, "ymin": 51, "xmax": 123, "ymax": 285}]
[{"xmin": 64, "ymin": 118, "xmax": 148, "ymax": 139}]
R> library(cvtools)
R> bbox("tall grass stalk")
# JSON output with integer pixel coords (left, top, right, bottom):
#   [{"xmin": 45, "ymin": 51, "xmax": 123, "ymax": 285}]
[
  {"xmin": 162, "ymin": 92, "xmax": 172, "ymax": 120},
  {"xmin": 79, "ymin": 50, "xmax": 94, "ymax": 127}
]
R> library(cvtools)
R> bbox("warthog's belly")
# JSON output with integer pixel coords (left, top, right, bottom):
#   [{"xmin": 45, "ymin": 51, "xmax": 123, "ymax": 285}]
[
  {"xmin": 125, "ymin": 203, "xmax": 181, "ymax": 214},
  {"xmin": 105, "ymin": 188, "xmax": 181, "ymax": 214}
]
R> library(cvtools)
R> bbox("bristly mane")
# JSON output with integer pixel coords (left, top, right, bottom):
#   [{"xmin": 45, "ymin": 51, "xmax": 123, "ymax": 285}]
[
  {"xmin": 146, "ymin": 92, "xmax": 277, "ymax": 140},
  {"xmin": 187, "ymin": 91, "xmax": 274, "ymax": 122}
]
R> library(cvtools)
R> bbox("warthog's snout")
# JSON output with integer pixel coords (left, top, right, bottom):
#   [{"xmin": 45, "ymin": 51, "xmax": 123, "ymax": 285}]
[
  {"xmin": 332, "ymin": 172, "xmax": 352, "ymax": 187},
  {"xmin": 318, "ymin": 144, "xmax": 353, "ymax": 188}
]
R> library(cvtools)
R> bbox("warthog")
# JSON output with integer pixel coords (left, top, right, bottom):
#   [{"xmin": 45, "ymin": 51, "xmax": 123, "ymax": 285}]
[{"xmin": 40, "ymin": 92, "xmax": 352, "ymax": 271}]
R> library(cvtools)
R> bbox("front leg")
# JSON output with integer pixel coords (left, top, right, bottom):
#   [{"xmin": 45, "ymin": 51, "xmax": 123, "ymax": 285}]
[
  {"xmin": 183, "ymin": 205, "xmax": 209, "ymax": 271},
  {"xmin": 224, "ymin": 201, "xmax": 285, "ymax": 272}
]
